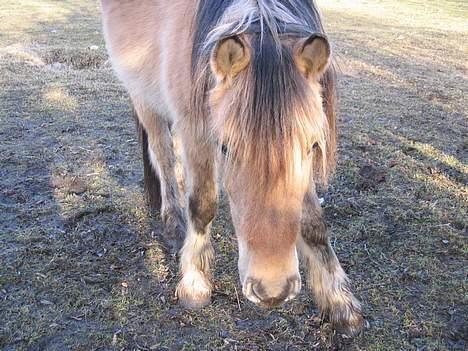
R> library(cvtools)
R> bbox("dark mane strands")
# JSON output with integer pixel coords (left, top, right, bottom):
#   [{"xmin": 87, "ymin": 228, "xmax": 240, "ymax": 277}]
[
  {"xmin": 191, "ymin": 0, "xmax": 337, "ymax": 184},
  {"xmin": 191, "ymin": 0, "xmax": 236, "ymax": 75}
]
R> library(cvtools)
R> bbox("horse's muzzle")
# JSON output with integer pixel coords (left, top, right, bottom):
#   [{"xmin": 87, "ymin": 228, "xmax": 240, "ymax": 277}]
[{"xmin": 243, "ymin": 275, "xmax": 301, "ymax": 308}]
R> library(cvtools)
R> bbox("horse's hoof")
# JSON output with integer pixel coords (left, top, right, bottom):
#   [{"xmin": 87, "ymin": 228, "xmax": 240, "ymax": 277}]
[
  {"xmin": 176, "ymin": 269, "xmax": 212, "ymax": 309},
  {"xmin": 330, "ymin": 304, "xmax": 365, "ymax": 338},
  {"xmin": 334, "ymin": 314, "xmax": 365, "ymax": 338},
  {"xmin": 178, "ymin": 292, "xmax": 211, "ymax": 309}
]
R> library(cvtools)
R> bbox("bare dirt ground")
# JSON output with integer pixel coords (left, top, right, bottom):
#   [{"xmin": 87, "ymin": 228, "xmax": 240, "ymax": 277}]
[{"xmin": 0, "ymin": 1, "xmax": 466, "ymax": 350}]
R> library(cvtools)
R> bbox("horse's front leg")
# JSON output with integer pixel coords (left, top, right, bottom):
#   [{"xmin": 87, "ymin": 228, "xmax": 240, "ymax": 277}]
[
  {"xmin": 176, "ymin": 131, "xmax": 217, "ymax": 309},
  {"xmin": 132, "ymin": 99, "xmax": 186, "ymax": 254},
  {"xmin": 297, "ymin": 191, "xmax": 364, "ymax": 337}
]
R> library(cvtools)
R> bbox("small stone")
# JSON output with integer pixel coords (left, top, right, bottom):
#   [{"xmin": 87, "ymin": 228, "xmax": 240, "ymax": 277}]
[{"xmin": 51, "ymin": 62, "xmax": 64, "ymax": 70}]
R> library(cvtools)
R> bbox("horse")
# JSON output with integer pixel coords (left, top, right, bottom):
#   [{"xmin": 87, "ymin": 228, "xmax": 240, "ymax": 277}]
[{"xmin": 100, "ymin": 0, "xmax": 364, "ymax": 336}]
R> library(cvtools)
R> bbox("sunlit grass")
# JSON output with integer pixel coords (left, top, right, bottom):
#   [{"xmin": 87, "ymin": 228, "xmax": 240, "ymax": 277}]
[
  {"xmin": 318, "ymin": 0, "xmax": 468, "ymax": 75},
  {"xmin": 0, "ymin": 0, "xmax": 101, "ymax": 46},
  {"xmin": 43, "ymin": 86, "xmax": 79, "ymax": 111},
  {"xmin": 0, "ymin": 43, "xmax": 45, "ymax": 65},
  {"xmin": 339, "ymin": 57, "xmax": 403, "ymax": 82},
  {"xmin": 0, "ymin": 1, "xmax": 72, "ymax": 36},
  {"xmin": 414, "ymin": 170, "xmax": 467, "ymax": 202},
  {"xmin": 317, "ymin": 0, "xmax": 468, "ymax": 32},
  {"xmin": 412, "ymin": 141, "xmax": 468, "ymax": 176}
]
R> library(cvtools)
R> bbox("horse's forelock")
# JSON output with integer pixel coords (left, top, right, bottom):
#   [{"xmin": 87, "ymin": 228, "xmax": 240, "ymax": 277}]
[
  {"xmin": 192, "ymin": 0, "xmax": 336, "ymax": 187},
  {"xmin": 219, "ymin": 33, "xmax": 330, "ymax": 190}
]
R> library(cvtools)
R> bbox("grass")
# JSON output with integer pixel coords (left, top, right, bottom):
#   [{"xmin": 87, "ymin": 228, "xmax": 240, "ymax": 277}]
[{"xmin": 0, "ymin": 0, "xmax": 466, "ymax": 350}]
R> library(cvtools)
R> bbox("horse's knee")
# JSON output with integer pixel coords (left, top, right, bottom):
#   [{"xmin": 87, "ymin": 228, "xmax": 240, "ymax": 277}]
[
  {"xmin": 188, "ymin": 192, "xmax": 217, "ymax": 234},
  {"xmin": 301, "ymin": 217, "xmax": 328, "ymax": 247}
]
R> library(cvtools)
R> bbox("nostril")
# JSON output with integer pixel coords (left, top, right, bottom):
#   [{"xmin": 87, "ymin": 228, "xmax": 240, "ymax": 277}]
[
  {"xmin": 251, "ymin": 281, "xmax": 267, "ymax": 302},
  {"xmin": 286, "ymin": 276, "xmax": 301, "ymax": 301},
  {"xmin": 243, "ymin": 278, "xmax": 261, "ymax": 304}
]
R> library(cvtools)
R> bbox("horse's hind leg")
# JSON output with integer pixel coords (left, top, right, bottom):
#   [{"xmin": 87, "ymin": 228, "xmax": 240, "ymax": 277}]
[
  {"xmin": 134, "ymin": 110, "xmax": 162, "ymax": 210},
  {"xmin": 133, "ymin": 99, "xmax": 185, "ymax": 253},
  {"xmin": 297, "ymin": 191, "xmax": 364, "ymax": 337},
  {"xmin": 176, "ymin": 129, "xmax": 217, "ymax": 309}
]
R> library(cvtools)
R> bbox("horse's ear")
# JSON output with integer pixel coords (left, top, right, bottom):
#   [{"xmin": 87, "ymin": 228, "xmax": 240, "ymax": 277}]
[
  {"xmin": 294, "ymin": 34, "xmax": 331, "ymax": 80},
  {"xmin": 210, "ymin": 36, "xmax": 250, "ymax": 81}
]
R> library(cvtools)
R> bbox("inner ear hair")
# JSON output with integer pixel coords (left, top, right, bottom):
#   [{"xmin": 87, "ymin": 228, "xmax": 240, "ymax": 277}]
[
  {"xmin": 211, "ymin": 35, "xmax": 250, "ymax": 80},
  {"xmin": 295, "ymin": 34, "xmax": 331, "ymax": 79}
]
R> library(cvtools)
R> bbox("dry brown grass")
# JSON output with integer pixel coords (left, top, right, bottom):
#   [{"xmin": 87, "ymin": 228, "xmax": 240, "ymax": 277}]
[{"xmin": 0, "ymin": 1, "xmax": 466, "ymax": 350}]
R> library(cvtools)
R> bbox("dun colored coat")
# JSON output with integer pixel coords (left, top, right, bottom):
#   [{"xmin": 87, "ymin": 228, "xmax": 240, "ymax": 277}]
[{"xmin": 101, "ymin": 0, "xmax": 364, "ymax": 336}]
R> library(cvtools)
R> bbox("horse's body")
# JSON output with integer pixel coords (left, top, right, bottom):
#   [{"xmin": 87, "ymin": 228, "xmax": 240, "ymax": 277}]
[{"xmin": 101, "ymin": 0, "xmax": 364, "ymax": 336}]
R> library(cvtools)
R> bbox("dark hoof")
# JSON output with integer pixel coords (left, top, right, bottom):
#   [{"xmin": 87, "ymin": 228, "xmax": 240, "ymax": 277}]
[
  {"xmin": 334, "ymin": 313, "xmax": 365, "ymax": 338},
  {"xmin": 328, "ymin": 303, "xmax": 365, "ymax": 338}
]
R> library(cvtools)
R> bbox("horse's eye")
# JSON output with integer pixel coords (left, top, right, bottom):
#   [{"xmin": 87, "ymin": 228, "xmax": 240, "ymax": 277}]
[{"xmin": 221, "ymin": 144, "xmax": 228, "ymax": 156}]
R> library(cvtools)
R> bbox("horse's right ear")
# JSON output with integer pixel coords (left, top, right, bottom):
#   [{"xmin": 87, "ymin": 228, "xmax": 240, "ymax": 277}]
[
  {"xmin": 294, "ymin": 34, "xmax": 331, "ymax": 80},
  {"xmin": 210, "ymin": 36, "xmax": 250, "ymax": 81}
]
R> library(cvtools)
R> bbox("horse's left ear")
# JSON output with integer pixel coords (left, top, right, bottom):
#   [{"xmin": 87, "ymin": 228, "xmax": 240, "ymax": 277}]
[
  {"xmin": 210, "ymin": 35, "xmax": 250, "ymax": 81},
  {"xmin": 294, "ymin": 34, "xmax": 331, "ymax": 80}
]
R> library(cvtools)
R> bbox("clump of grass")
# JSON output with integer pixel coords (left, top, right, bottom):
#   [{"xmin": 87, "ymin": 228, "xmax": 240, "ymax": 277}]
[{"xmin": 42, "ymin": 48, "xmax": 106, "ymax": 69}]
